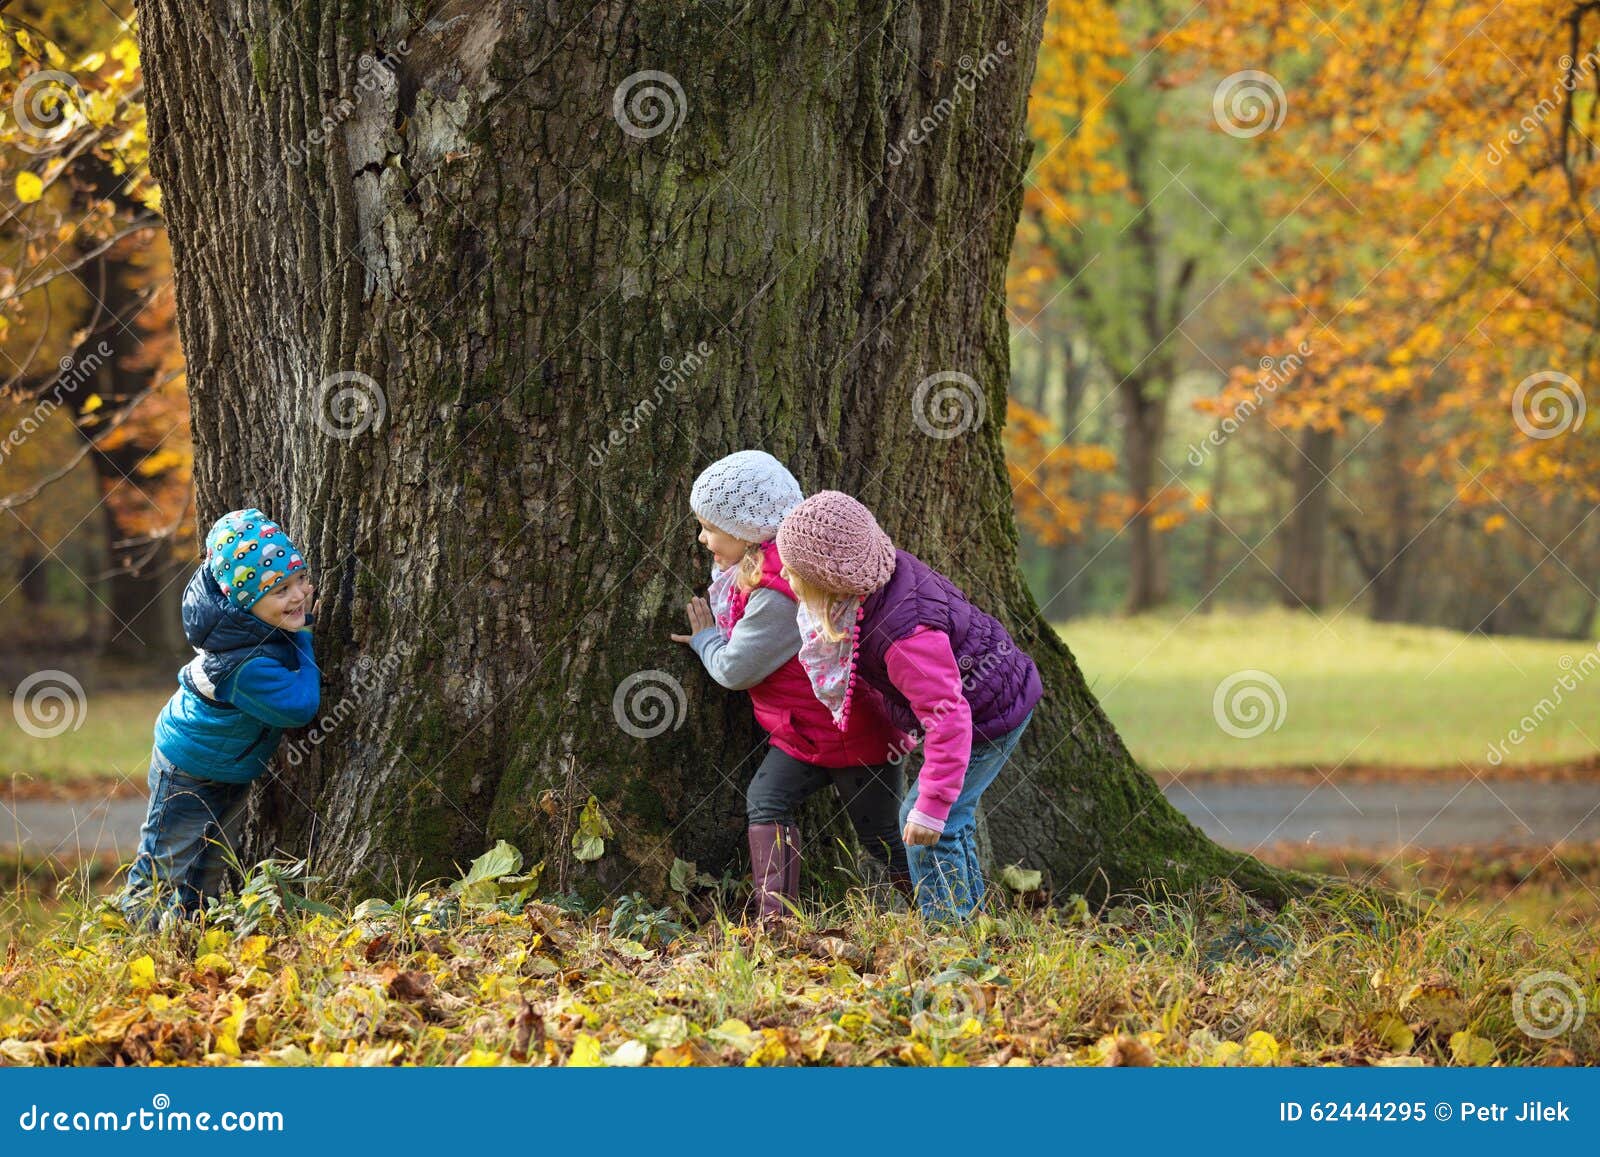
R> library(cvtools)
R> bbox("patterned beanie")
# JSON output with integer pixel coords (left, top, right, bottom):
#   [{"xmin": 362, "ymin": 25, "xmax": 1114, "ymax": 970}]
[
  {"xmin": 689, "ymin": 451, "xmax": 804, "ymax": 542},
  {"xmin": 205, "ymin": 508, "xmax": 307, "ymax": 610},
  {"xmin": 776, "ymin": 491, "xmax": 897, "ymax": 596}
]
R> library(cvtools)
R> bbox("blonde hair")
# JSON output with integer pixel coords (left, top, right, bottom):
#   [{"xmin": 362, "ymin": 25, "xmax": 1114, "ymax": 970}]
[
  {"xmin": 785, "ymin": 568, "xmax": 853, "ymax": 643},
  {"xmin": 734, "ymin": 542, "xmax": 766, "ymax": 594}
]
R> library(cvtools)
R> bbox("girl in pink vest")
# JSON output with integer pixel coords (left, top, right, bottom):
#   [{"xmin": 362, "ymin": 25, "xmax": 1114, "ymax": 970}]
[{"xmin": 671, "ymin": 452, "xmax": 911, "ymax": 919}]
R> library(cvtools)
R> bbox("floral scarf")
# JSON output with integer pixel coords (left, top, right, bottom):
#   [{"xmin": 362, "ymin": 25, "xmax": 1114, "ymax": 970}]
[
  {"xmin": 706, "ymin": 563, "xmax": 745, "ymax": 640},
  {"xmin": 794, "ymin": 593, "xmax": 864, "ymax": 729}
]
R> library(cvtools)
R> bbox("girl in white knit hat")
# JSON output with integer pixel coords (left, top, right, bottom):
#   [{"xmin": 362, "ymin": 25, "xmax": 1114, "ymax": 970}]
[{"xmin": 670, "ymin": 450, "xmax": 912, "ymax": 920}]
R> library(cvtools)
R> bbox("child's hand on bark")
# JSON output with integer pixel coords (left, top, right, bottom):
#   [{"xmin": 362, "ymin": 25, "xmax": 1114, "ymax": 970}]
[
  {"xmin": 902, "ymin": 820, "xmax": 940, "ymax": 846},
  {"xmin": 669, "ymin": 596, "xmax": 714, "ymax": 643}
]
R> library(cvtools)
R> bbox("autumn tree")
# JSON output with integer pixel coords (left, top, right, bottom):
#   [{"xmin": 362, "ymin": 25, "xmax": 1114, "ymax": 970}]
[
  {"xmin": 129, "ymin": 1, "xmax": 1332, "ymax": 908},
  {"xmin": 0, "ymin": 5, "xmax": 190, "ymax": 655},
  {"xmin": 1172, "ymin": 0, "xmax": 1600, "ymax": 633}
]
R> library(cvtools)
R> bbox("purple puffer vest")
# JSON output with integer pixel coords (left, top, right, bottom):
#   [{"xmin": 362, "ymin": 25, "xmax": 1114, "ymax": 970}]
[{"xmin": 853, "ymin": 550, "xmax": 1042, "ymax": 742}]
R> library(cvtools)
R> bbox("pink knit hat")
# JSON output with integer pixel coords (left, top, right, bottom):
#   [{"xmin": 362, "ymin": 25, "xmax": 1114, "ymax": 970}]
[{"xmin": 776, "ymin": 491, "xmax": 897, "ymax": 596}]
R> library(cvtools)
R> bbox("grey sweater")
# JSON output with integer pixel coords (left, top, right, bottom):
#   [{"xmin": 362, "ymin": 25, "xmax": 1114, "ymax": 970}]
[{"xmin": 689, "ymin": 588, "xmax": 801, "ymax": 690}]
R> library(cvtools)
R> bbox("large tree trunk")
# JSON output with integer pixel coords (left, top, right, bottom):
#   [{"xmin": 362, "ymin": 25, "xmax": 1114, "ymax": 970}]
[{"xmin": 139, "ymin": 1, "xmax": 1314, "ymax": 909}]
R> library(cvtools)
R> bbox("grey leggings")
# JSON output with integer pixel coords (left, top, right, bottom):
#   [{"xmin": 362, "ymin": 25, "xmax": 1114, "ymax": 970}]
[{"xmin": 746, "ymin": 746, "xmax": 910, "ymax": 877}]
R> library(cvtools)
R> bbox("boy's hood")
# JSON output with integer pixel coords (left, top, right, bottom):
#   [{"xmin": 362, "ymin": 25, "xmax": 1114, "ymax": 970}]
[{"xmin": 181, "ymin": 563, "xmax": 284, "ymax": 653}]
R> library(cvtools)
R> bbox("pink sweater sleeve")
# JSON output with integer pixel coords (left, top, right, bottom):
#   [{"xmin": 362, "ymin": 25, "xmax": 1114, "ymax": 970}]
[{"xmin": 884, "ymin": 625, "xmax": 972, "ymax": 834}]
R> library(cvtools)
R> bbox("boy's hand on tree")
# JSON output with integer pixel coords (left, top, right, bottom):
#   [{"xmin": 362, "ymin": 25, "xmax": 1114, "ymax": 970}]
[
  {"xmin": 902, "ymin": 820, "xmax": 941, "ymax": 846},
  {"xmin": 669, "ymin": 596, "xmax": 714, "ymax": 643}
]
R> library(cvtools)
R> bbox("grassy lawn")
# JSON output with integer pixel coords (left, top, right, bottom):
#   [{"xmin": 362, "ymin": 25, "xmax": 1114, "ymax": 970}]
[
  {"xmin": 1060, "ymin": 608, "xmax": 1600, "ymax": 773},
  {"xmin": 1, "ymin": 685, "xmax": 170, "ymax": 786}
]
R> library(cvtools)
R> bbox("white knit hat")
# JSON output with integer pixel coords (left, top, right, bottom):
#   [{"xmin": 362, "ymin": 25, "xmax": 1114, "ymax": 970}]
[{"xmin": 690, "ymin": 451, "xmax": 804, "ymax": 542}]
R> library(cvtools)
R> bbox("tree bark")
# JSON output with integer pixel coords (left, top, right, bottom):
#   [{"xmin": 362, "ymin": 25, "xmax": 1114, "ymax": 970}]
[
  {"xmin": 139, "ymin": 0, "xmax": 1318, "ymax": 909},
  {"xmin": 1197, "ymin": 438, "xmax": 1228, "ymax": 613},
  {"xmin": 1277, "ymin": 426, "xmax": 1334, "ymax": 612},
  {"xmin": 1044, "ymin": 332, "xmax": 1087, "ymax": 618},
  {"xmin": 1121, "ymin": 379, "xmax": 1169, "ymax": 613}
]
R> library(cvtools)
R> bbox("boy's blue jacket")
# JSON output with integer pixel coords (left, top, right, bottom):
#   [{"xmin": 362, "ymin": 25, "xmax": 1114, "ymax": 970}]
[{"xmin": 153, "ymin": 565, "xmax": 321, "ymax": 783}]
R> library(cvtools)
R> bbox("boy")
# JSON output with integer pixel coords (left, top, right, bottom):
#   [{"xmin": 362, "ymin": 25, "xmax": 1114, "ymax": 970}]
[{"xmin": 118, "ymin": 508, "xmax": 320, "ymax": 930}]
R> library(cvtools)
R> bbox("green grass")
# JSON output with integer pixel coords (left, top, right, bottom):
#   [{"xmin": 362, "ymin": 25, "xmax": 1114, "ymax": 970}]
[
  {"xmin": 1, "ymin": 686, "xmax": 170, "ymax": 784},
  {"xmin": 1058, "ymin": 608, "xmax": 1600, "ymax": 772}
]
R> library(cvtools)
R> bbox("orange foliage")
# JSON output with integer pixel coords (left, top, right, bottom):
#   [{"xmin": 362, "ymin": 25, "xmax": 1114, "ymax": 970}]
[
  {"xmin": 1170, "ymin": 0, "xmax": 1600, "ymax": 507},
  {"xmin": 1005, "ymin": 399, "xmax": 1117, "ymax": 545}
]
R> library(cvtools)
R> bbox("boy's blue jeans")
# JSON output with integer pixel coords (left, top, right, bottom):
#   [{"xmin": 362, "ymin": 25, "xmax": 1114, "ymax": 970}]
[
  {"xmin": 119, "ymin": 746, "xmax": 250, "ymax": 930},
  {"xmin": 899, "ymin": 710, "xmax": 1033, "ymax": 922}
]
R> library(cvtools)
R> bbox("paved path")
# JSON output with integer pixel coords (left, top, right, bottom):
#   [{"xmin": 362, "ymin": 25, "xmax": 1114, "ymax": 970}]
[
  {"xmin": 4, "ymin": 777, "xmax": 1599, "ymax": 860},
  {"xmin": 1166, "ymin": 777, "xmax": 1600, "ymax": 849},
  {"xmin": 2, "ymin": 796, "xmax": 147, "ymax": 860}
]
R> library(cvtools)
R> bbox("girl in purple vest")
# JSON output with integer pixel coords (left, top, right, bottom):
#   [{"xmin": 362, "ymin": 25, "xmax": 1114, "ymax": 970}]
[
  {"xmin": 670, "ymin": 453, "xmax": 912, "ymax": 920},
  {"xmin": 776, "ymin": 491, "xmax": 1042, "ymax": 921}
]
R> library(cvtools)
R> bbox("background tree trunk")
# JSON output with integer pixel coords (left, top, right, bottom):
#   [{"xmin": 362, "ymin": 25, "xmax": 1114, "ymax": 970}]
[
  {"xmin": 1277, "ymin": 426, "xmax": 1334, "ymax": 612},
  {"xmin": 139, "ymin": 1, "xmax": 1315, "ymax": 908}
]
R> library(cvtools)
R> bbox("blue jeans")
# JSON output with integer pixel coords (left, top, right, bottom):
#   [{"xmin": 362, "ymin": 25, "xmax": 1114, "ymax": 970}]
[
  {"xmin": 899, "ymin": 710, "xmax": 1032, "ymax": 922},
  {"xmin": 119, "ymin": 747, "xmax": 250, "ymax": 929}
]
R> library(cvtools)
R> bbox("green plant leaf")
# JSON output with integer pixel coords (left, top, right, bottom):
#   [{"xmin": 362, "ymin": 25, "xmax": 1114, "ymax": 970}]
[
  {"xmin": 1000, "ymin": 864, "xmax": 1042, "ymax": 893},
  {"xmin": 573, "ymin": 796, "xmax": 612, "ymax": 862},
  {"xmin": 453, "ymin": 840, "xmax": 523, "ymax": 897},
  {"xmin": 669, "ymin": 858, "xmax": 699, "ymax": 894}
]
